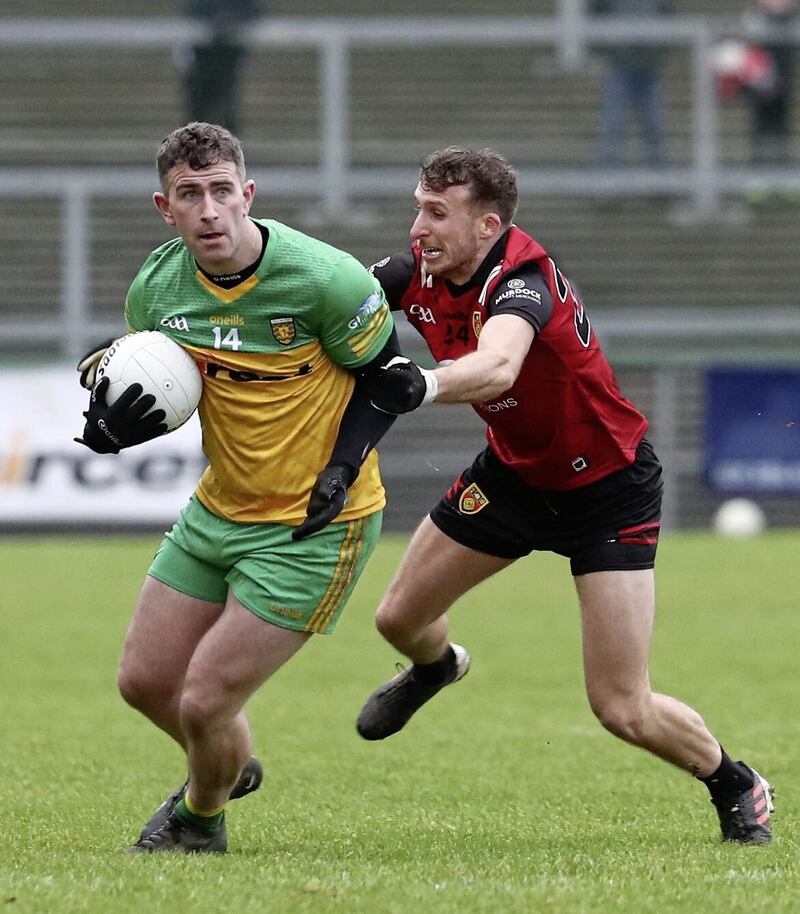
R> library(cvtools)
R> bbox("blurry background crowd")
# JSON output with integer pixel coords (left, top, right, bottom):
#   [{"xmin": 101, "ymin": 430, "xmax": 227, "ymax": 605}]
[{"xmin": 1, "ymin": 0, "xmax": 798, "ymax": 532}]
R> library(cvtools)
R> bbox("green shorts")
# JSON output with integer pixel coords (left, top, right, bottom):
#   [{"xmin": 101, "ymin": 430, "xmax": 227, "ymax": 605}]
[{"xmin": 148, "ymin": 495, "xmax": 382, "ymax": 634}]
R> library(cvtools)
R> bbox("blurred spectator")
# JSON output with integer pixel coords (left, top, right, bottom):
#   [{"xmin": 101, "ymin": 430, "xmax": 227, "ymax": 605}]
[
  {"xmin": 591, "ymin": 0, "xmax": 674, "ymax": 167},
  {"xmin": 180, "ymin": 0, "xmax": 262, "ymax": 135},
  {"xmin": 742, "ymin": 0, "xmax": 797, "ymax": 163},
  {"xmin": 713, "ymin": 40, "xmax": 777, "ymax": 105}
]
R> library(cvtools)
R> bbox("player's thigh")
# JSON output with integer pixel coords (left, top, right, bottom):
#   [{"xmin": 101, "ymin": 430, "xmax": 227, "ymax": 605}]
[
  {"xmin": 120, "ymin": 499, "xmax": 233, "ymax": 687},
  {"xmin": 120, "ymin": 575, "xmax": 224, "ymax": 692},
  {"xmin": 147, "ymin": 496, "xmax": 233, "ymax": 604},
  {"xmin": 558, "ymin": 439, "xmax": 663, "ymax": 576},
  {"xmin": 226, "ymin": 511, "xmax": 382, "ymax": 635},
  {"xmin": 183, "ymin": 590, "xmax": 311, "ymax": 719},
  {"xmin": 378, "ymin": 515, "xmax": 515, "ymax": 629},
  {"xmin": 575, "ymin": 568, "xmax": 655, "ymax": 702}
]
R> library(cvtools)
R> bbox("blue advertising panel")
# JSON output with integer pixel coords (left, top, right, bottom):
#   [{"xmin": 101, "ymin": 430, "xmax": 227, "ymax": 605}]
[{"xmin": 705, "ymin": 368, "xmax": 800, "ymax": 494}]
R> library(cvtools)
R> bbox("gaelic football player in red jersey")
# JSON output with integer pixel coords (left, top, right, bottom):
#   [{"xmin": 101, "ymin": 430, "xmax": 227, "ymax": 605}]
[{"xmin": 356, "ymin": 146, "xmax": 774, "ymax": 845}]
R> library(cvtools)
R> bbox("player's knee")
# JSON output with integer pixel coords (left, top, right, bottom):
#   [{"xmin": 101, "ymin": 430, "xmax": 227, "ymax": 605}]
[
  {"xmin": 179, "ymin": 687, "xmax": 209, "ymax": 732},
  {"xmin": 589, "ymin": 693, "xmax": 648, "ymax": 745},
  {"xmin": 375, "ymin": 603, "xmax": 413, "ymax": 645},
  {"xmin": 117, "ymin": 664, "xmax": 169, "ymax": 714},
  {"xmin": 178, "ymin": 682, "xmax": 230, "ymax": 735}
]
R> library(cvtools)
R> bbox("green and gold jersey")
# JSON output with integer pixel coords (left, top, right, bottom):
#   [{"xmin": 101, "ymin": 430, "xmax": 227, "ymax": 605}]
[{"xmin": 124, "ymin": 218, "xmax": 393, "ymax": 524}]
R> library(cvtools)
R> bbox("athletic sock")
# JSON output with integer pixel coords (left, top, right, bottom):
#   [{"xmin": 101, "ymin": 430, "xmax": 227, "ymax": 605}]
[
  {"xmin": 698, "ymin": 748, "xmax": 756, "ymax": 800},
  {"xmin": 175, "ymin": 794, "xmax": 225, "ymax": 832},
  {"xmin": 412, "ymin": 645, "xmax": 457, "ymax": 686}
]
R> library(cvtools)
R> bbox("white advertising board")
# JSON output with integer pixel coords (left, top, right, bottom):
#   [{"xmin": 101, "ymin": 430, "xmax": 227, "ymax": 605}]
[{"xmin": 0, "ymin": 367, "xmax": 205, "ymax": 525}]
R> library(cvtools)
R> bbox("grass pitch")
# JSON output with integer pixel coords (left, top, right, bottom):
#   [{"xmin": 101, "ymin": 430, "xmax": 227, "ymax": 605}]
[{"xmin": 1, "ymin": 532, "xmax": 798, "ymax": 914}]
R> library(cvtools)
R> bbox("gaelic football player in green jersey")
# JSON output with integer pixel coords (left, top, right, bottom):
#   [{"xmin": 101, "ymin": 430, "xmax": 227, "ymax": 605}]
[{"xmin": 74, "ymin": 122, "xmax": 415, "ymax": 854}]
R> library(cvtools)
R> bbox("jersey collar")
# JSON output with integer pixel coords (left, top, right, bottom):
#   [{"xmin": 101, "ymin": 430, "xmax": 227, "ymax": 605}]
[{"xmin": 444, "ymin": 230, "xmax": 510, "ymax": 298}]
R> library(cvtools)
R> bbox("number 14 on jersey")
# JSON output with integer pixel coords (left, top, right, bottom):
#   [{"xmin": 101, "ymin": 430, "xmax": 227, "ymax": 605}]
[{"xmin": 212, "ymin": 327, "xmax": 242, "ymax": 351}]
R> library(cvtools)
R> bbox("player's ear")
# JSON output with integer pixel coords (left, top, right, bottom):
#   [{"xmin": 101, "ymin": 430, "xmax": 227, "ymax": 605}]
[
  {"xmin": 153, "ymin": 191, "xmax": 176, "ymax": 225},
  {"xmin": 241, "ymin": 179, "xmax": 256, "ymax": 216},
  {"xmin": 479, "ymin": 211, "xmax": 502, "ymax": 240}
]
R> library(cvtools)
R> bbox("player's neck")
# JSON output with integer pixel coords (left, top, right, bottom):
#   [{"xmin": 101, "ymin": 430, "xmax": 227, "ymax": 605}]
[{"xmin": 196, "ymin": 219, "xmax": 265, "ymax": 285}]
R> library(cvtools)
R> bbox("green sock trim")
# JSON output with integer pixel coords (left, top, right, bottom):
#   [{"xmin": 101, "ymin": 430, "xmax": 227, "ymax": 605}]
[{"xmin": 175, "ymin": 796, "xmax": 225, "ymax": 832}]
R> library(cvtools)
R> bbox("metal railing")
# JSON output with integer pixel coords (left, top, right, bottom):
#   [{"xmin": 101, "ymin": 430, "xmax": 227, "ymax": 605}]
[
  {"xmin": 3, "ymin": 15, "xmax": 800, "ymax": 358},
  {"xmin": 5, "ymin": 15, "xmax": 800, "ymax": 207}
]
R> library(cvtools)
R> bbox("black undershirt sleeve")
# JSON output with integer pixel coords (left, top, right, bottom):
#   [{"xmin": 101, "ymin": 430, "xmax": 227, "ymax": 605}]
[
  {"xmin": 487, "ymin": 264, "xmax": 554, "ymax": 335},
  {"xmin": 328, "ymin": 328, "xmax": 404, "ymax": 477},
  {"xmin": 368, "ymin": 250, "xmax": 416, "ymax": 310},
  {"xmin": 327, "ymin": 250, "xmax": 414, "ymax": 479}
]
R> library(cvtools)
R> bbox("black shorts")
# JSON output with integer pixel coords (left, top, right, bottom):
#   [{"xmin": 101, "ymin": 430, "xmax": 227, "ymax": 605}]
[{"xmin": 429, "ymin": 439, "xmax": 663, "ymax": 576}]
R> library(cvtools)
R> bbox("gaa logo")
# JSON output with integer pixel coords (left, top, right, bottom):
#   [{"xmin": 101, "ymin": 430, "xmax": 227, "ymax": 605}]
[
  {"xmin": 160, "ymin": 315, "xmax": 190, "ymax": 332},
  {"xmin": 409, "ymin": 303, "xmax": 436, "ymax": 324},
  {"xmin": 458, "ymin": 482, "xmax": 489, "ymax": 515}
]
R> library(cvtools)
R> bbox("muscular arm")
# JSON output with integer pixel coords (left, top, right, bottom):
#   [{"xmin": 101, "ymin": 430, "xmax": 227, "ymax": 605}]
[
  {"xmin": 432, "ymin": 314, "xmax": 535, "ymax": 403},
  {"xmin": 429, "ymin": 261, "xmax": 550, "ymax": 403},
  {"xmin": 366, "ymin": 314, "xmax": 535, "ymax": 414}
]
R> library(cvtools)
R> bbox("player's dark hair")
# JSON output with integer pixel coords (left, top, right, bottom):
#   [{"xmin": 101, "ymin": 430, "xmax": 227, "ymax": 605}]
[
  {"xmin": 419, "ymin": 146, "xmax": 518, "ymax": 226},
  {"xmin": 156, "ymin": 122, "xmax": 246, "ymax": 189}
]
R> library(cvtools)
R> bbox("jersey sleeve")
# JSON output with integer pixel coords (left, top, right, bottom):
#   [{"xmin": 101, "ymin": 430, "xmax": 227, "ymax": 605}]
[
  {"xmin": 123, "ymin": 269, "xmax": 156, "ymax": 332},
  {"xmin": 488, "ymin": 264, "xmax": 554, "ymax": 335},
  {"xmin": 368, "ymin": 250, "xmax": 415, "ymax": 310},
  {"xmin": 318, "ymin": 255, "xmax": 394, "ymax": 369}
]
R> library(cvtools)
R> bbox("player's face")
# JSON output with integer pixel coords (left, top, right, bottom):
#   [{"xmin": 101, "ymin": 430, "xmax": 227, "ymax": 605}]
[
  {"xmin": 410, "ymin": 183, "xmax": 500, "ymax": 284},
  {"xmin": 153, "ymin": 160, "xmax": 260, "ymax": 274}
]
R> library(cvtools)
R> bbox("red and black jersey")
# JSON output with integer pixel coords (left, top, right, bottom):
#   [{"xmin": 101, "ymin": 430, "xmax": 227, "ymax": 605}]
[{"xmin": 370, "ymin": 227, "xmax": 648, "ymax": 490}]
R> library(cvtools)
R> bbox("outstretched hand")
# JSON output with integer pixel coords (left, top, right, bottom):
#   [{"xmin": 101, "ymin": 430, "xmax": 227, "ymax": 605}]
[{"xmin": 74, "ymin": 376, "xmax": 168, "ymax": 454}]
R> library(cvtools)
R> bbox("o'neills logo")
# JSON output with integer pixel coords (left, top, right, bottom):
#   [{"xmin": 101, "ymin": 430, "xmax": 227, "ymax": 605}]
[
  {"xmin": 270, "ymin": 316, "xmax": 296, "ymax": 345},
  {"xmin": 458, "ymin": 482, "xmax": 489, "ymax": 515}
]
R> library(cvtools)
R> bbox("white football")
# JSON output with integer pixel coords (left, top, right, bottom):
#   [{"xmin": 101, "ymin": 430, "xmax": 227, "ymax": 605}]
[
  {"xmin": 712, "ymin": 498, "xmax": 767, "ymax": 538},
  {"xmin": 95, "ymin": 331, "xmax": 202, "ymax": 432}
]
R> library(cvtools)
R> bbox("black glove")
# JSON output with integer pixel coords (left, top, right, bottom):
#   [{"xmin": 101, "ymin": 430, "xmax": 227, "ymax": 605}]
[
  {"xmin": 74, "ymin": 376, "xmax": 168, "ymax": 455},
  {"xmin": 370, "ymin": 356, "xmax": 438, "ymax": 415},
  {"xmin": 76, "ymin": 337, "xmax": 116, "ymax": 390},
  {"xmin": 292, "ymin": 463, "xmax": 357, "ymax": 540}
]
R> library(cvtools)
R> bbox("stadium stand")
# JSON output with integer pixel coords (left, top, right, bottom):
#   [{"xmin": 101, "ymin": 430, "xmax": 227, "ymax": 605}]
[
  {"xmin": 0, "ymin": 5, "xmax": 762, "ymax": 168},
  {"xmin": 1, "ymin": 2, "xmax": 798, "ymax": 530}
]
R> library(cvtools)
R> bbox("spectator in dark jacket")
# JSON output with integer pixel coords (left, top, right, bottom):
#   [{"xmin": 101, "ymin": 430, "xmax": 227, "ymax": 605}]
[
  {"xmin": 743, "ymin": 0, "xmax": 797, "ymax": 162},
  {"xmin": 181, "ymin": 0, "xmax": 262, "ymax": 135},
  {"xmin": 592, "ymin": 0, "xmax": 674, "ymax": 167}
]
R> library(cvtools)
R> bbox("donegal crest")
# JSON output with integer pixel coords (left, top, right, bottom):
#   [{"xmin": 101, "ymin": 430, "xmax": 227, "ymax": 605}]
[
  {"xmin": 458, "ymin": 482, "xmax": 489, "ymax": 515},
  {"xmin": 270, "ymin": 316, "xmax": 296, "ymax": 345}
]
